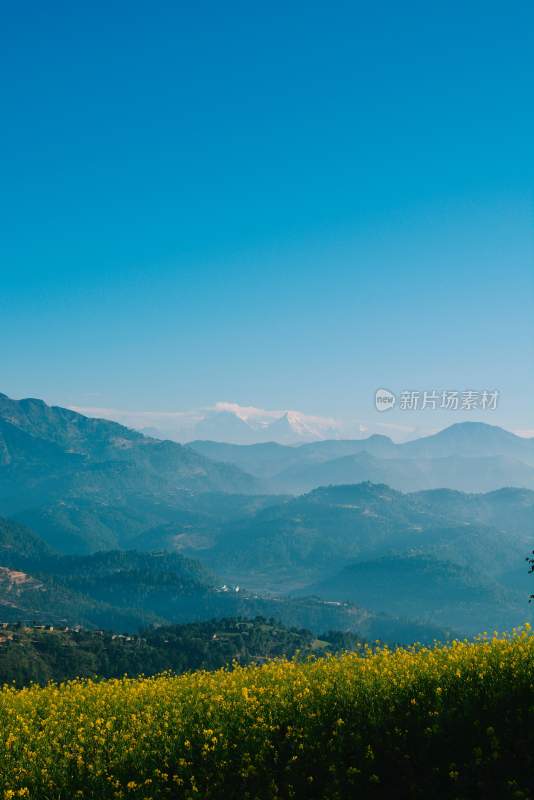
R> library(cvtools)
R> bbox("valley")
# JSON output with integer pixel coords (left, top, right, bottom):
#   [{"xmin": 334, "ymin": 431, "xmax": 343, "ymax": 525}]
[{"xmin": 0, "ymin": 392, "xmax": 532, "ymax": 649}]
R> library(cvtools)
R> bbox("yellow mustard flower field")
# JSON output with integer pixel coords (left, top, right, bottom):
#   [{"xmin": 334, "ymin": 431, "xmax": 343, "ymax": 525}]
[{"xmin": 1, "ymin": 627, "xmax": 533, "ymax": 800}]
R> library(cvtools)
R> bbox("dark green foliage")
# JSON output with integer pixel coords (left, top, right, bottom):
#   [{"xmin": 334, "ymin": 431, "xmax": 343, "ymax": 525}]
[
  {"xmin": 0, "ymin": 516, "xmax": 53, "ymax": 561},
  {"xmin": 0, "ymin": 617, "xmax": 362, "ymax": 686}
]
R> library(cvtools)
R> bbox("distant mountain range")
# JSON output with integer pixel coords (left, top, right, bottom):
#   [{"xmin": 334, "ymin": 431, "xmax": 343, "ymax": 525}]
[
  {"xmin": 190, "ymin": 422, "xmax": 534, "ymax": 493},
  {"xmin": 193, "ymin": 409, "xmax": 339, "ymax": 445},
  {"xmin": 72, "ymin": 401, "xmax": 343, "ymax": 445},
  {"xmin": 70, "ymin": 399, "xmax": 534, "ymax": 448},
  {"xmin": 0, "ymin": 392, "xmax": 532, "ymax": 638}
]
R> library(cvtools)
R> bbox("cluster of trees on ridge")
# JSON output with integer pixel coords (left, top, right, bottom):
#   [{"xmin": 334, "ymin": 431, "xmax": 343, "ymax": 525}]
[{"xmin": 0, "ymin": 617, "xmax": 363, "ymax": 687}]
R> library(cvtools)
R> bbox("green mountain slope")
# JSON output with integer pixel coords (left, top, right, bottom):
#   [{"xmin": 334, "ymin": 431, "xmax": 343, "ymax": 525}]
[
  {"xmin": 202, "ymin": 483, "xmax": 532, "ymax": 589},
  {"xmin": 304, "ymin": 555, "xmax": 530, "ymax": 635},
  {"xmin": 0, "ymin": 393, "xmax": 261, "ymax": 552},
  {"xmin": 0, "ymin": 516, "xmax": 447, "ymax": 644},
  {"xmin": 0, "ymin": 516, "xmax": 54, "ymax": 561}
]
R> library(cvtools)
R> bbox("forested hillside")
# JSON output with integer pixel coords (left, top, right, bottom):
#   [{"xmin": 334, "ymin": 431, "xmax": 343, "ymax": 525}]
[{"xmin": 0, "ymin": 617, "xmax": 363, "ymax": 686}]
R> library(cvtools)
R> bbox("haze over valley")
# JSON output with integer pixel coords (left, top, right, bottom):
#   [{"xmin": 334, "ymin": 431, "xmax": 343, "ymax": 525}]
[{"xmin": 0, "ymin": 391, "xmax": 532, "ymax": 643}]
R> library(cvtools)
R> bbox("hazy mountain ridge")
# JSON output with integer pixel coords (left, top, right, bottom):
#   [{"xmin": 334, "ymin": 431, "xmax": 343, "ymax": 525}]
[
  {"xmin": 197, "ymin": 482, "xmax": 532, "ymax": 584},
  {"xmin": 76, "ymin": 402, "xmax": 343, "ymax": 445},
  {"xmin": 0, "ymin": 393, "xmax": 259, "ymax": 496},
  {"xmin": 0, "ymin": 393, "xmax": 264, "ymax": 551},
  {"xmin": 0, "ymin": 393, "xmax": 532, "ymax": 639},
  {"xmin": 270, "ymin": 452, "xmax": 534, "ymax": 494},
  {"xmin": 190, "ymin": 422, "xmax": 534, "ymax": 494}
]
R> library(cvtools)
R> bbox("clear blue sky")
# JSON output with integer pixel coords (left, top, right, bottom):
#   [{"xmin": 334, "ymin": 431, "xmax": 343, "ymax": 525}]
[{"xmin": 1, "ymin": 1, "xmax": 533, "ymax": 430}]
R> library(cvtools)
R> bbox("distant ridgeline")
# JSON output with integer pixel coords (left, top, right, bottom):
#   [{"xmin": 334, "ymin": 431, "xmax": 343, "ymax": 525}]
[
  {"xmin": 0, "ymin": 617, "xmax": 363, "ymax": 687},
  {"xmin": 0, "ymin": 392, "xmax": 532, "ymax": 644}
]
